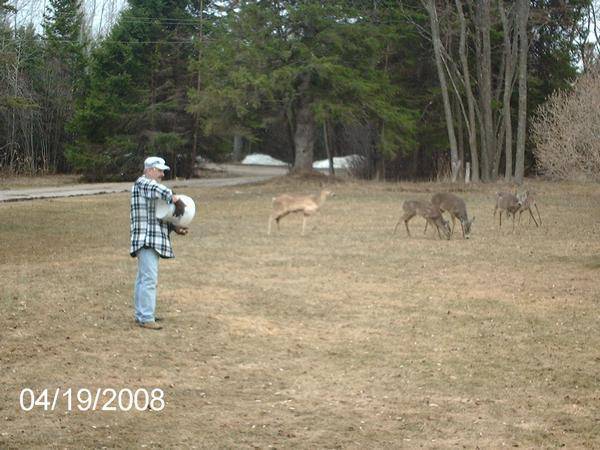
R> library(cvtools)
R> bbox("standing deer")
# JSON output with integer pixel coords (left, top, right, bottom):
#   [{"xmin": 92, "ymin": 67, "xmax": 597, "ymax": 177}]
[
  {"xmin": 516, "ymin": 190, "xmax": 542, "ymax": 227},
  {"xmin": 426, "ymin": 192, "xmax": 475, "ymax": 239},
  {"xmin": 268, "ymin": 190, "xmax": 334, "ymax": 236},
  {"xmin": 493, "ymin": 192, "xmax": 522, "ymax": 230},
  {"xmin": 394, "ymin": 200, "xmax": 451, "ymax": 240}
]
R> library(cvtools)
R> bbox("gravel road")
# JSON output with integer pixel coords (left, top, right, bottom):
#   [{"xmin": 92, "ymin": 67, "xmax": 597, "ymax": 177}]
[{"xmin": 0, "ymin": 164, "xmax": 288, "ymax": 203}]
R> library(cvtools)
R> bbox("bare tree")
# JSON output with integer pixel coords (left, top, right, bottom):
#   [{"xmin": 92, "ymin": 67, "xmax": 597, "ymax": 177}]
[
  {"xmin": 455, "ymin": 0, "xmax": 479, "ymax": 182},
  {"xmin": 498, "ymin": 0, "xmax": 518, "ymax": 181},
  {"xmin": 475, "ymin": 0, "xmax": 496, "ymax": 181},
  {"xmin": 514, "ymin": 0, "xmax": 529, "ymax": 184},
  {"xmin": 421, "ymin": 0, "xmax": 460, "ymax": 182},
  {"xmin": 190, "ymin": 0, "xmax": 204, "ymax": 176},
  {"xmin": 420, "ymin": 0, "xmax": 536, "ymax": 183},
  {"xmin": 575, "ymin": 0, "xmax": 600, "ymax": 72}
]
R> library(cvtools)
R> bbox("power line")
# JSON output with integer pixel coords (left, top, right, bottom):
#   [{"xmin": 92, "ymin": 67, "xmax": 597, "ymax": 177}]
[
  {"xmin": 49, "ymin": 39, "xmax": 200, "ymax": 44},
  {"xmin": 120, "ymin": 16, "xmax": 204, "ymax": 24}
]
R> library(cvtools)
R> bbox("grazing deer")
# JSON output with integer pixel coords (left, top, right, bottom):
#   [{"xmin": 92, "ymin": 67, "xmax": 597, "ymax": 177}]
[
  {"xmin": 516, "ymin": 190, "xmax": 542, "ymax": 227},
  {"xmin": 493, "ymin": 192, "xmax": 522, "ymax": 230},
  {"xmin": 267, "ymin": 190, "xmax": 334, "ymax": 236},
  {"xmin": 394, "ymin": 200, "xmax": 451, "ymax": 240},
  {"xmin": 426, "ymin": 192, "xmax": 475, "ymax": 239}
]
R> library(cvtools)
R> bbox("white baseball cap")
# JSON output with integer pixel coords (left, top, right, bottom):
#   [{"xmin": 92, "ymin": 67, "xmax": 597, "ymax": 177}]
[{"xmin": 144, "ymin": 156, "xmax": 170, "ymax": 171}]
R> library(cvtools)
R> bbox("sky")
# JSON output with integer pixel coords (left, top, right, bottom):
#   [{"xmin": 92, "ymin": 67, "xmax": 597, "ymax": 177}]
[{"xmin": 6, "ymin": 0, "xmax": 126, "ymax": 36}]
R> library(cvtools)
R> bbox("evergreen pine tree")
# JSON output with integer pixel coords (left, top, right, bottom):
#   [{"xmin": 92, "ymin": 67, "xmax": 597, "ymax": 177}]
[
  {"xmin": 41, "ymin": 0, "xmax": 87, "ymax": 171},
  {"xmin": 189, "ymin": 1, "xmax": 415, "ymax": 173},
  {"xmin": 68, "ymin": 0, "xmax": 198, "ymax": 180}
]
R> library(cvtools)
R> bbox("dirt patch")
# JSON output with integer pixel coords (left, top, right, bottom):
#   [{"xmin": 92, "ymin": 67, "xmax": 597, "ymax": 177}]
[{"xmin": 1, "ymin": 179, "xmax": 599, "ymax": 448}]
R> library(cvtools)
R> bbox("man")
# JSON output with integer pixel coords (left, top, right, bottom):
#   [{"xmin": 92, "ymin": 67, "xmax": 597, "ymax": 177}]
[{"xmin": 130, "ymin": 156, "xmax": 188, "ymax": 330}]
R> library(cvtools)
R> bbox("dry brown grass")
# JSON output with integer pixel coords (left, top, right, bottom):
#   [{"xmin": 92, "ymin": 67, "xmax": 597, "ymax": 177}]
[
  {"xmin": 1, "ymin": 179, "xmax": 600, "ymax": 449},
  {"xmin": 0, "ymin": 174, "xmax": 82, "ymax": 190}
]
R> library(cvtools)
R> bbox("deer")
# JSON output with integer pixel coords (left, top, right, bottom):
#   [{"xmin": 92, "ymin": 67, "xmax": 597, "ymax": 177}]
[
  {"xmin": 425, "ymin": 192, "xmax": 475, "ymax": 239},
  {"xmin": 516, "ymin": 190, "xmax": 542, "ymax": 227},
  {"xmin": 394, "ymin": 200, "xmax": 451, "ymax": 240},
  {"xmin": 267, "ymin": 190, "xmax": 334, "ymax": 236},
  {"xmin": 493, "ymin": 192, "xmax": 522, "ymax": 230}
]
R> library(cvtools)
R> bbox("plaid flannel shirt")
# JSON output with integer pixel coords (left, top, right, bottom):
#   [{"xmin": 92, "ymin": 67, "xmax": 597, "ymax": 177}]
[{"xmin": 130, "ymin": 175, "xmax": 175, "ymax": 258}]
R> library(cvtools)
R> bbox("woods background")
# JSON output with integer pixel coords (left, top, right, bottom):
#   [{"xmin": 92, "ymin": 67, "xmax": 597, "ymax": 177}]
[{"xmin": 1, "ymin": 0, "xmax": 599, "ymax": 182}]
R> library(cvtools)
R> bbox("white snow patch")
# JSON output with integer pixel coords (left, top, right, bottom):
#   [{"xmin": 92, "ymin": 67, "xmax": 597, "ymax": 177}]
[
  {"xmin": 313, "ymin": 154, "xmax": 365, "ymax": 169},
  {"xmin": 241, "ymin": 153, "xmax": 364, "ymax": 170},
  {"xmin": 241, "ymin": 154, "xmax": 288, "ymax": 166}
]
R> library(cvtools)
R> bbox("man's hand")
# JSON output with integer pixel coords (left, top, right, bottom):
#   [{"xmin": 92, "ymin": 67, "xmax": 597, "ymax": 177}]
[
  {"xmin": 174, "ymin": 226, "xmax": 188, "ymax": 235},
  {"xmin": 173, "ymin": 198, "xmax": 186, "ymax": 217}
]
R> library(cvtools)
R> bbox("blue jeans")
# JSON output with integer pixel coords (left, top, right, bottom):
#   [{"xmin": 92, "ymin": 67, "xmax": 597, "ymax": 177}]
[{"xmin": 134, "ymin": 248, "xmax": 159, "ymax": 323}]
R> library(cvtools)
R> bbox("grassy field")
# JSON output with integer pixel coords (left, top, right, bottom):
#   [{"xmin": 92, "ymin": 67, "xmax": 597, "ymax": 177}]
[{"xmin": 1, "ymin": 178, "xmax": 599, "ymax": 449}]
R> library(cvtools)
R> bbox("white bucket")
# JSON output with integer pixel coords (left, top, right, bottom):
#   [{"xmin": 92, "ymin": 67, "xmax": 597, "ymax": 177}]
[{"xmin": 156, "ymin": 194, "xmax": 196, "ymax": 227}]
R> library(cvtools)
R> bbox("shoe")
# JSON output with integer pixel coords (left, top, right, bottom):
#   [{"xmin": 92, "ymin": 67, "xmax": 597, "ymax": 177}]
[
  {"xmin": 138, "ymin": 321, "xmax": 163, "ymax": 330},
  {"xmin": 135, "ymin": 316, "xmax": 163, "ymax": 323}
]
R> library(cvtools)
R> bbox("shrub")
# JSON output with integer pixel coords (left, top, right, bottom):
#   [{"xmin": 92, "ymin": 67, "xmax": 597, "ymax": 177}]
[
  {"xmin": 532, "ymin": 65, "xmax": 600, "ymax": 181},
  {"xmin": 65, "ymin": 136, "xmax": 141, "ymax": 182}
]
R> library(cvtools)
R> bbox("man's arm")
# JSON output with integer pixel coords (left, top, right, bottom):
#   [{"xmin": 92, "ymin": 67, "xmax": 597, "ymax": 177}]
[{"xmin": 137, "ymin": 177, "xmax": 173, "ymax": 203}]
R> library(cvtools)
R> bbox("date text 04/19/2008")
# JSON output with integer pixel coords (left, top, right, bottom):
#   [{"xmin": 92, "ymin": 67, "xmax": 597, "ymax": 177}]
[{"xmin": 19, "ymin": 388, "xmax": 165, "ymax": 412}]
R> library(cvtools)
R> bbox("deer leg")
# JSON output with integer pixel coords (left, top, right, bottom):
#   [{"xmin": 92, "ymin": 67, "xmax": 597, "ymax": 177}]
[
  {"xmin": 273, "ymin": 211, "xmax": 291, "ymax": 233},
  {"xmin": 404, "ymin": 220, "xmax": 412, "ymax": 237},
  {"xmin": 393, "ymin": 217, "xmax": 403, "ymax": 234},
  {"xmin": 423, "ymin": 220, "xmax": 428, "ymax": 235},
  {"xmin": 460, "ymin": 221, "xmax": 465, "ymax": 239},
  {"xmin": 268, "ymin": 213, "xmax": 281, "ymax": 235},
  {"xmin": 394, "ymin": 212, "xmax": 411, "ymax": 234},
  {"xmin": 534, "ymin": 204, "xmax": 542, "ymax": 226},
  {"xmin": 434, "ymin": 221, "xmax": 443, "ymax": 239},
  {"xmin": 528, "ymin": 208, "xmax": 539, "ymax": 227},
  {"xmin": 400, "ymin": 213, "xmax": 414, "ymax": 237},
  {"xmin": 301, "ymin": 216, "xmax": 307, "ymax": 236},
  {"xmin": 450, "ymin": 216, "xmax": 456, "ymax": 234},
  {"xmin": 499, "ymin": 211, "xmax": 502, "ymax": 228}
]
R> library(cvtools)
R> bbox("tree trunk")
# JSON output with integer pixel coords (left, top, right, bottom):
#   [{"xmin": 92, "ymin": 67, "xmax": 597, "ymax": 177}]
[
  {"xmin": 376, "ymin": 121, "xmax": 386, "ymax": 180},
  {"xmin": 455, "ymin": 0, "xmax": 480, "ymax": 182},
  {"xmin": 514, "ymin": 0, "xmax": 529, "ymax": 184},
  {"xmin": 323, "ymin": 122, "xmax": 335, "ymax": 176},
  {"xmin": 284, "ymin": 106, "xmax": 296, "ymax": 166},
  {"xmin": 456, "ymin": 100, "xmax": 465, "ymax": 180},
  {"xmin": 292, "ymin": 74, "xmax": 315, "ymax": 173},
  {"xmin": 232, "ymin": 134, "xmax": 243, "ymax": 161},
  {"xmin": 293, "ymin": 105, "xmax": 316, "ymax": 173},
  {"xmin": 423, "ymin": 0, "xmax": 459, "ymax": 182},
  {"xmin": 191, "ymin": 0, "xmax": 204, "ymax": 177},
  {"xmin": 477, "ymin": 0, "xmax": 496, "ymax": 181},
  {"xmin": 499, "ymin": 0, "xmax": 517, "ymax": 181},
  {"xmin": 473, "ymin": 17, "xmax": 489, "ymax": 181}
]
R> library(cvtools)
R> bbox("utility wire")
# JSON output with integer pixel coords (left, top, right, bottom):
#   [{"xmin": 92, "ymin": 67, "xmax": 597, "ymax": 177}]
[
  {"xmin": 120, "ymin": 16, "xmax": 204, "ymax": 23},
  {"xmin": 46, "ymin": 39, "xmax": 200, "ymax": 44}
]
